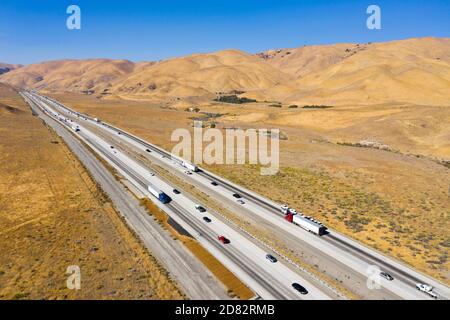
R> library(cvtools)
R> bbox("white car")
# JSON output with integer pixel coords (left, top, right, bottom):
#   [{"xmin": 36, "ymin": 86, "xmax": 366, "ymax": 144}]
[
  {"xmin": 416, "ymin": 283, "xmax": 438, "ymax": 299},
  {"xmin": 416, "ymin": 283, "xmax": 432, "ymax": 292}
]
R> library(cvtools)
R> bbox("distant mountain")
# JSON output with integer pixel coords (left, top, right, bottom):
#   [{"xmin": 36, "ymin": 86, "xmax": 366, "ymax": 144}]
[
  {"xmin": 254, "ymin": 37, "xmax": 450, "ymax": 106},
  {"xmin": 1, "ymin": 37, "xmax": 449, "ymax": 106},
  {"xmin": 0, "ymin": 59, "xmax": 135, "ymax": 93},
  {"xmin": 0, "ymin": 63, "xmax": 22, "ymax": 75},
  {"xmin": 109, "ymin": 49, "xmax": 294, "ymax": 101}
]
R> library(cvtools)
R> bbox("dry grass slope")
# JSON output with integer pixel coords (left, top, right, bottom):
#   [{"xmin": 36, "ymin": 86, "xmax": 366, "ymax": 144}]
[{"xmin": 2, "ymin": 37, "xmax": 449, "ymax": 107}]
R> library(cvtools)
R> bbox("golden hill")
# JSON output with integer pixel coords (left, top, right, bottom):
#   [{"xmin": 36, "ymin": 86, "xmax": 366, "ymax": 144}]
[
  {"xmin": 256, "ymin": 37, "xmax": 450, "ymax": 106},
  {"xmin": 256, "ymin": 43, "xmax": 354, "ymax": 77},
  {"xmin": 0, "ymin": 63, "xmax": 21, "ymax": 75},
  {"xmin": 0, "ymin": 59, "xmax": 135, "ymax": 93},
  {"xmin": 109, "ymin": 49, "xmax": 294, "ymax": 101},
  {"xmin": 1, "ymin": 37, "xmax": 449, "ymax": 106}
]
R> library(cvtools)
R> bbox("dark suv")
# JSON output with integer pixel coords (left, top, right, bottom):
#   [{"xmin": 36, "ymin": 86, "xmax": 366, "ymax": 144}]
[{"xmin": 292, "ymin": 283, "xmax": 308, "ymax": 295}]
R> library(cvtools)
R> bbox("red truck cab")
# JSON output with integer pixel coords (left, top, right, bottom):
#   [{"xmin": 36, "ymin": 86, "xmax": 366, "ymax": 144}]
[{"xmin": 218, "ymin": 236, "xmax": 230, "ymax": 244}]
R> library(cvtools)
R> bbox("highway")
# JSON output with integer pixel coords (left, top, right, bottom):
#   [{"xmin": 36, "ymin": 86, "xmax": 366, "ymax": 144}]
[
  {"xmin": 23, "ymin": 91, "xmax": 333, "ymax": 300},
  {"xmin": 20, "ymin": 93, "xmax": 232, "ymax": 300},
  {"xmin": 26, "ymin": 91, "xmax": 450, "ymax": 300}
]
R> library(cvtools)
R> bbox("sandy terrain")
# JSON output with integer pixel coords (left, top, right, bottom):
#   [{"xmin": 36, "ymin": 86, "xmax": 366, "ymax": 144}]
[{"xmin": 0, "ymin": 84, "xmax": 183, "ymax": 299}]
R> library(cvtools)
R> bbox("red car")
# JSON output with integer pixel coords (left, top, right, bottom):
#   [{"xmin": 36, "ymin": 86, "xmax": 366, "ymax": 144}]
[{"xmin": 218, "ymin": 236, "xmax": 230, "ymax": 244}]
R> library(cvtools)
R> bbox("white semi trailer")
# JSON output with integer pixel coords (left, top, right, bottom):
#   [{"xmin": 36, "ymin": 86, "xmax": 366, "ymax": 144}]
[
  {"xmin": 181, "ymin": 160, "xmax": 199, "ymax": 172},
  {"xmin": 284, "ymin": 209, "xmax": 327, "ymax": 236},
  {"xmin": 147, "ymin": 184, "xmax": 172, "ymax": 204}
]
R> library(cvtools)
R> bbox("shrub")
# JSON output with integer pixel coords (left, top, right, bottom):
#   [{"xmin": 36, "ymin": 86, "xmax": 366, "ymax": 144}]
[{"xmin": 214, "ymin": 95, "xmax": 257, "ymax": 104}]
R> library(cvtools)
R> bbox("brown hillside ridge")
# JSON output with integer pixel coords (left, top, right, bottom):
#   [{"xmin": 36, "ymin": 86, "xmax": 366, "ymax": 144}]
[
  {"xmin": 0, "ymin": 63, "xmax": 22, "ymax": 75},
  {"xmin": 2, "ymin": 37, "xmax": 449, "ymax": 106},
  {"xmin": 0, "ymin": 59, "xmax": 135, "ymax": 93},
  {"xmin": 0, "ymin": 83, "xmax": 183, "ymax": 300}
]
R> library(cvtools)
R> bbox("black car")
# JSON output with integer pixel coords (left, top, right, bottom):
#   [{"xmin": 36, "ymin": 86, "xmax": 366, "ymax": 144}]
[
  {"xmin": 110, "ymin": 146, "xmax": 114, "ymax": 149},
  {"xmin": 195, "ymin": 205, "xmax": 206, "ymax": 213},
  {"xmin": 292, "ymin": 283, "xmax": 308, "ymax": 295},
  {"xmin": 211, "ymin": 181, "xmax": 218, "ymax": 186},
  {"xmin": 380, "ymin": 272, "xmax": 394, "ymax": 281},
  {"xmin": 146, "ymin": 149, "xmax": 151, "ymax": 153},
  {"xmin": 265, "ymin": 254, "xmax": 278, "ymax": 263},
  {"xmin": 232, "ymin": 193, "xmax": 242, "ymax": 199},
  {"xmin": 203, "ymin": 217, "xmax": 212, "ymax": 223},
  {"xmin": 173, "ymin": 189, "xmax": 181, "ymax": 194}
]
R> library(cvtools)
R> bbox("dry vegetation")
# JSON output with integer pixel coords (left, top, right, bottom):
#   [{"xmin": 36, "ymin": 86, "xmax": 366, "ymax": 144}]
[{"xmin": 0, "ymin": 84, "xmax": 183, "ymax": 299}]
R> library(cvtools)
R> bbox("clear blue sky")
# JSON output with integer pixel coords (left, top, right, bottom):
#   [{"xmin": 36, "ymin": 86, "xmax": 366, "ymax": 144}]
[{"xmin": 1, "ymin": 0, "xmax": 449, "ymax": 64}]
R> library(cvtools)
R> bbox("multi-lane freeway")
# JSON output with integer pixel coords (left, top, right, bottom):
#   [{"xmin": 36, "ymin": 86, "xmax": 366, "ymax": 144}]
[
  {"xmin": 22, "ymin": 91, "xmax": 333, "ymax": 300},
  {"xmin": 22, "ymin": 90, "xmax": 450, "ymax": 300}
]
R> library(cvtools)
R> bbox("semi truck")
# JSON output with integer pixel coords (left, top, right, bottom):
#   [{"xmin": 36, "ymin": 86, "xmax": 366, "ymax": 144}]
[
  {"xmin": 147, "ymin": 184, "xmax": 172, "ymax": 204},
  {"xmin": 181, "ymin": 160, "xmax": 199, "ymax": 172},
  {"xmin": 284, "ymin": 209, "xmax": 327, "ymax": 236}
]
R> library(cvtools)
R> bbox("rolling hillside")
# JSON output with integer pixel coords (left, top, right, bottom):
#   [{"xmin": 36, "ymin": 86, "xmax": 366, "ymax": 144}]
[
  {"xmin": 275, "ymin": 38, "xmax": 450, "ymax": 106},
  {"xmin": 1, "ymin": 37, "xmax": 449, "ymax": 106},
  {"xmin": 0, "ymin": 59, "xmax": 135, "ymax": 93},
  {"xmin": 109, "ymin": 49, "xmax": 294, "ymax": 100},
  {"xmin": 0, "ymin": 63, "xmax": 21, "ymax": 75}
]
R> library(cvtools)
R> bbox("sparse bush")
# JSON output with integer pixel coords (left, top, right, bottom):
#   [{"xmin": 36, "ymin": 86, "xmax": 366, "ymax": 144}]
[
  {"xmin": 13, "ymin": 292, "xmax": 28, "ymax": 300},
  {"xmin": 214, "ymin": 95, "xmax": 256, "ymax": 104},
  {"xmin": 440, "ymin": 238, "xmax": 450, "ymax": 247}
]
